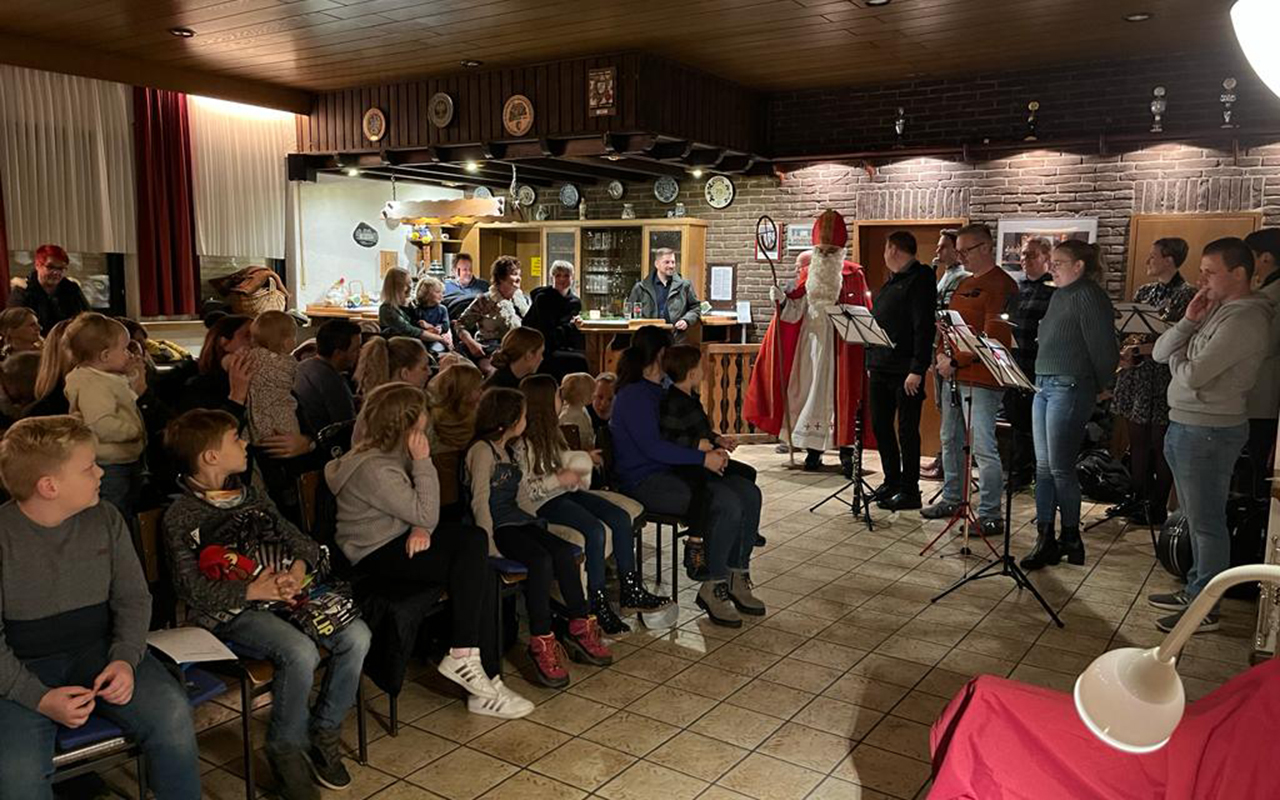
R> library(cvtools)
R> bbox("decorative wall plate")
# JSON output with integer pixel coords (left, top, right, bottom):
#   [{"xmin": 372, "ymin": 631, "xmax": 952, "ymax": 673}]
[
  {"xmin": 653, "ymin": 175, "xmax": 679, "ymax": 204},
  {"xmin": 559, "ymin": 183, "xmax": 581, "ymax": 208},
  {"xmin": 428, "ymin": 92, "xmax": 454, "ymax": 128},
  {"xmin": 607, "ymin": 179, "xmax": 625, "ymax": 200},
  {"xmin": 361, "ymin": 107, "xmax": 387, "ymax": 142},
  {"xmin": 503, "ymin": 94, "xmax": 534, "ymax": 137},
  {"xmin": 473, "ymin": 186, "xmax": 493, "ymax": 199},
  {"xmin": 704, "ymin": 175, "xmax": 735, "ymax": 209},
  {"xmin": 515, "ymin": 184, "xmax": 536, "ymax": 206}
]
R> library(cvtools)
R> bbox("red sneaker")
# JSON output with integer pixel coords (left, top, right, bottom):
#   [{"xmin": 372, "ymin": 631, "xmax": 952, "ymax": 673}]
[
  {"xmin": 528, "ymin": 634, "xmax": 569, "ymax": 688},
  {"xmin": 564, "ymin": 616, "xmax": 613, "ymax": 666}
]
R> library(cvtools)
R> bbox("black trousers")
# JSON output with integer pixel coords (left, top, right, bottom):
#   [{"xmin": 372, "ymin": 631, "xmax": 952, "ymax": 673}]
[
  {"xmin": 671, "ymin": 460, "xmax": 759, "ymax": 539},
  {"xmin": 868, "ymin": 371, "xmax": 925, "ymax": 495},
  {"xmin": 356, "ymin": 523, "xmax": 491, "ymax": 649},
  {"xmin": 1248, "ymin": 417, "xmax": 1278, "ymax": 499},
  {"xmin": 1127, "ymin": 419, "xmax": 1172, "ymax": 517},
  {"xmin": 494, "ymin": 523, "xmax": 589, "ymax": 636}
]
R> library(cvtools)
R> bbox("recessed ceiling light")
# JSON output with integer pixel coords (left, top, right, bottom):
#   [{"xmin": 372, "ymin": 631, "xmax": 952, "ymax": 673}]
[
  {"xmin": 866, "ymin": 0, "xmax": 891, "ymax": 6},
  {"xmin": 1124, "ymin": 12, "xmax": 1153, "ymax": 22},
  {"xmin": 168, "ymin": 26, "xmax": 196, "ymax": 38},
  {"xmin": 464, "ymin": 161, "xmax": 479, "ymax": 172},
  {"xmin": 460, "ymin": 59, "xmax": 483, "ymax": 68},
  {"xmin": 690, "ymin": 168, "xmax": 704, "ymax": 178},
  {"xmin": 345, "ymin": 167, "xmax": 360, "ymax": 177}
]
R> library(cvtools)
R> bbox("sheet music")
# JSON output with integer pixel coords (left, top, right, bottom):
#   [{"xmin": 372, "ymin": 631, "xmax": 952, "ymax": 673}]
[
  {"xmin": 1114, "ymin": 303, "xmax": 1171, "ymax": 336},
  {"xmin": 826, "ymin": 305, "xmax": 894, "ymax": 348}
]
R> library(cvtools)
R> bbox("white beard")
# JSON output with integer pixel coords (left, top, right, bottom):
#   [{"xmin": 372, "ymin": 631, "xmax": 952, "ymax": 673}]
[{"xmin": 805, "ymin": 248, "xmax": 844, "ymax": 318}]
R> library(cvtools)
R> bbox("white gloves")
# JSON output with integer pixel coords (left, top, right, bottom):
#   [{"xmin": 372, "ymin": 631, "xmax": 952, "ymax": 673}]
[{"xmin": 769, "ymin": 286, "xmax": 784, "ymax": 305}]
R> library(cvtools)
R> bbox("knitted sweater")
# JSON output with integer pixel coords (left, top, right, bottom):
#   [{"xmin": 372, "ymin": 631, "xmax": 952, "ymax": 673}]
[
  {"xmin": 64, "ymin": 366, "xmax": 145, "ymax": 464},
  {"xmin": 1033, "ymin": 279, "xmax": 1119, "ymax": 390}
]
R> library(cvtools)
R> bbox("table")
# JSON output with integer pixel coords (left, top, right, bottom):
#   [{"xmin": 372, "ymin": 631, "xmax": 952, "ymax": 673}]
[{"xmin": 576, "ymin": 316, "xmax": 745, "ymax": 375}]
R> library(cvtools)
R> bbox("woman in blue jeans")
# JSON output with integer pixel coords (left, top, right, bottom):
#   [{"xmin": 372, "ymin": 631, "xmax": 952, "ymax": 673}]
[
  {"xmin": 609, "ymin": 326, "xmax": 765, "ymax": 628},
  {"xmin": 1020, "ymin": 240, "xmax": 1119, "ymax": 570},
  {"xmin": 515, "ymin": 373, "xmax": 671, "ymax": 634}
]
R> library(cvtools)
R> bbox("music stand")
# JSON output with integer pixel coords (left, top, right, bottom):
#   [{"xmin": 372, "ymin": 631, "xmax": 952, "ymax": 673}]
[
  {"xmin": 808, "ymin": 305, "xmax": 893, "ymax": 530},
  {"xmin": 929, "ymin": 336, "xmax": 1064, "ymax": 628},
  {"xmin": 1083, "ymin": 303, "xmax": 1172, "ymax": 538}
]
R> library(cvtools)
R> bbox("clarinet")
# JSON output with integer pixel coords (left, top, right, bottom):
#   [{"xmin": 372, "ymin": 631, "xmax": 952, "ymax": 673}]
[{"xmin": 937, "ymin": 314, "xmax": 962, "ymax": 408}]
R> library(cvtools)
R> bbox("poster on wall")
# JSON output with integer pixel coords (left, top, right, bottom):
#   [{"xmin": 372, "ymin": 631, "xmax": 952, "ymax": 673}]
[
  {"xmin": 786, "ymin": 223, "xmax": 811, "ymax": 252},
  {"xmin": 996, "ymin": 218, "xmax": 1097, "ymax": 274},
  {"xmin": 588, "ymin": 67, "xmax": 616, "ymax": 117},
  {"xmin": 755, "ymin": 219, "xmax": 782, "ymax": 262}
]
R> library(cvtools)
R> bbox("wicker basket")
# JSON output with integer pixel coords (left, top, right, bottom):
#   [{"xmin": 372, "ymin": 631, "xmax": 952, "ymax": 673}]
[{"xmin": 229, "ymin": 271, "xmax": 288, "ymax": 316}]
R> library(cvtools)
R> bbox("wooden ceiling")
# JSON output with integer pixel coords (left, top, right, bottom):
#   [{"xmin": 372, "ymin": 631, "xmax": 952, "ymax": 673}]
[{"xmin": 0, "ymin": 0, "xmax": 1241, "ymax": 110}]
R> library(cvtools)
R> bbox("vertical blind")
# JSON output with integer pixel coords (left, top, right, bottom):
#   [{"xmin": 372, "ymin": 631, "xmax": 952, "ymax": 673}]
[
  {"xmin": 0, "ymin": 64, "xmax": 136, "ymax": 254},
  {"xmin": 188, "ymin": 96, "xmax": 296, "ymax": 260}
]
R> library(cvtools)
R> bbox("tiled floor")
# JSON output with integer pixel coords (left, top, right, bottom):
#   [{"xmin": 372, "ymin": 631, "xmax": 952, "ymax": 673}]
[{"xmin": 110, "ymin": 445, "xmax": 1259, "ymax": 799}]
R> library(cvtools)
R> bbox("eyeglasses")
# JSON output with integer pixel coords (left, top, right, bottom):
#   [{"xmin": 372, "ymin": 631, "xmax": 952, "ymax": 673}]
[{"xmin": 956, "ymin": 242, "xmax": 989, "ymax": 258}]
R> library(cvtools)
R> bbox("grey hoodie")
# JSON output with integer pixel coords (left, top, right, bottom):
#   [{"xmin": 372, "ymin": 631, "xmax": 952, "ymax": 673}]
[
  {"xmin": 1246, "ymin": 276, "xmax": 1280, "ymax": 420},
  {"xmin": 1153, "ymin": 293, "xmax": 1275, "ymax": 427},
  {"xmin": 324, "ymin": 447, "xmax": 440, "ymax": 565}
]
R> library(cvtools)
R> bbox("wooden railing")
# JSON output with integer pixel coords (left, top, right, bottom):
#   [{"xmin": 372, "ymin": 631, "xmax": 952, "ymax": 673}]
[{"xmin": 700, "ymin": 343, "xmax": 770, "ymax": 443}]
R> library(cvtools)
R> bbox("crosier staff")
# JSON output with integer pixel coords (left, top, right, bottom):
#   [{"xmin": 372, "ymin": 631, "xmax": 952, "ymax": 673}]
[{"xmin": 756, "ymin": 215, "xmax": 796, "ymax": 466}]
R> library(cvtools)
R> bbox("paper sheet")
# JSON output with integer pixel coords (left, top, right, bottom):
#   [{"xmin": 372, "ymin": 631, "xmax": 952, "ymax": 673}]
[
  {"xmin": 147, "ymin": 628, "xmax": 237, "ymax": 664},
  {"xmin": 709, "ymin": 266, "xmax": 734, "ymax": 301}
]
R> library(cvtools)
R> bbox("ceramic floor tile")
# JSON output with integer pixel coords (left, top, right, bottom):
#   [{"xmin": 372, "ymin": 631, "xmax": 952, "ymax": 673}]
[
  {"xmin": 479, "ymin": 770, "xmax": 587, "ymax": 800},
  {"xmin": 407, "ymin": 747, "xmax": 520, "ymax": 800},
  {"xmin": 756, "ymin": 656, "xmax": 845, "ymax": 694},
  {"xmin": 666, "ymin": 663, "xmax": 753, "ymax": 700},
  {"xmin": 807, "ymin": 776, "xmax": 896, "ymax": 800},
  {"xmin": 468, "ymin": 719, "xmax": 573, "ymax": 766},
  {"xmin": 596, "ymin": 760, "xmax": 708, "ymax": 800},
  {"xmin": 690, "ymin": 702, "xmax": 785, "ymax": 749},
  {"xmin": 822, "ymin": 674, "xmax": 911, "ymax": 712},
  {"xmin": 833, "ymin": 744, "xmax": 932, "ymax": 800},
  {"xmin": 790, "ymin": 695, "xmax": 884, "ymax": 740},
  {"xmin": 861, "ymin": 715, "xmax": 931, "ymax": 763},
  {"xmin": 370, "ymin": 782, "xmax": 447, "ymax": 799},
  {"xmin": 699, "ymin": 642, "xmax": 785, "ymax": 678},
  {"xmin": 757, "ymin": 721, "xmax": 856, "ymax": 773},
  {"xmin": 526, "ymin": 691, "xmax": 619, "ymax": 735},
  {"xmin": 365, "ymin": 725, "xmax": 458, "ymax": 777},
  {"xmin": 647, "ymin": 730, "xmax": 750, "ymax": 782},
  {"xmin": 724, "ymin": 678, "xmax": 816, "ymax": 720},
  {"xmin": 717, "ymin": 752, "xmax": 824, "ymax": 800},
  {"xmin": 788, "ymin": 638, "xmax": 870, "ymax": 671},
  {"xmin": 580, "ymin": 710, "xmax": 681, "ymax": 757},
  {"xmin": 414, "ymin": 703, "xmax": 507, "ymax": 744},
  {"xmin": 624, "ymin": 684, "xmax": 720, "ymax": 728},
  {"xmin": 611, "ymin": 648, "xmax": 694, "ymax": 682},
  {"xmin": 528, "ymin": 737, "xmax": 636, "ymax": 791},
  {"xmin": 888, "ymin": 691, "xmax": 950, "ymax": 725},
  {"xmin": 566, "ymin": 670, "xmax": 658, "ymax": 708}
]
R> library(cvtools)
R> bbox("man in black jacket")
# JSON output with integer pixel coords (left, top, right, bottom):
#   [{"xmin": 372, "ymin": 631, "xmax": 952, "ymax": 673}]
[
  {"xmin": 7, "ymin": 244, "xmax": 90, "ymax": 333},
  {"xmin": 867, "ymin": 232, "xmax": 937, "ymax": 510}
]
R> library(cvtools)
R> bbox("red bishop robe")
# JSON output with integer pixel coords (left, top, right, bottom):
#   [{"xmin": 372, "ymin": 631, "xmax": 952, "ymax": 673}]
[{"xmin": 744, "ymin": 260, "xmax": 874, "ymax": 449}]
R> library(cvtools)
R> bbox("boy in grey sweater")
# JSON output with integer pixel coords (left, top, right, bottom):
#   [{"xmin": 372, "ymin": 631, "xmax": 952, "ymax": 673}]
[
  {"xmin": 163, "ymin": 409, "xmax": 370, "ymax": 799},
  {"xmin": 1148, "ymin": 237, "xmax": 1274, "ymax": 634},
  {"xmin": 0, "ymin": 416, "xmax": 199, "ymax": 798}
]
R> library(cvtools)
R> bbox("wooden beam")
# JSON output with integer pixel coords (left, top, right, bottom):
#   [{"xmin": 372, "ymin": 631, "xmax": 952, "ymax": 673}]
[
  {"xmin": 0, "ymin": 33, "xmax": 312, "ymax": 114},
  {"xmin": 561, "ymin": 155, "xmax": 688, "ymax": 179},
  {"xmin": 646, "ymin": 140, "xmax": 694, "ymax": 161}
]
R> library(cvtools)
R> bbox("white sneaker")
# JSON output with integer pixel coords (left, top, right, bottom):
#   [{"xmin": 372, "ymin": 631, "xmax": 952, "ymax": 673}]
[
  {"xmin": 467, "ymin": 677, "xmax": 534, "ymax": 719},
  {"xmin": 438, "ymin": 653, "xmax": 497, "ymax": 699}
]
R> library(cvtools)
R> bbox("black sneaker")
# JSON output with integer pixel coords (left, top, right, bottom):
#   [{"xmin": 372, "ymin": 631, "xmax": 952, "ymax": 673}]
[
  {"xmin": 1156, "ymin": 609, "xmax": 1219, "ymax": 634},
  {"xmin": 270, "ymin": 748, "xmax": 320, "ymax": 800},
  {"xmin": 1148, "ymin": 590, "xmax": 1190, "ymax": 612},
  {"xmin": 877, "ymin": 491, "xmax": 922, "ymax": 511},
  {"xmin": 306, "ymin": 727, "xmax": 352, "ymax": 791},
  {"xmin": 978, "ymin": 518, "xmax": 1004, "ymax": 538},
  {"xmin": 920, "ymin": 501, "xmax": 959, "ymax": 520},
  {"xmin": 803, "ymin": 450, "xmax": 823, "ymax": 471}
]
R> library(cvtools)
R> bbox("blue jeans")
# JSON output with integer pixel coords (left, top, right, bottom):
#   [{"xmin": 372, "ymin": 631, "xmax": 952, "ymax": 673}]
[
  {"xmin": 0, "ymin": 651, "xmax": 200, "ymax": 799},
  {"xmin": 940, "ymin": 382, "xmax": 1004, "ymax": 519},
  {"xmin": 1165, "ymin": 421, "xmax": 1249, "ymax": 599},
  {"xmin": 537, "ymin": 492, "xmax": 637, "ymax": 591},
  {"xmin": 629, "ymin": 469, "xmax": 760, "ymax": 581},
  {"xmin": 99, "ymin": 460, "xmax": 143, "ymax": 520},
  {"xmin": 1032, "ymin": 375, "xmax": 1095, "ymax": 530},
  {"xmin": 216, "ymin": 611, "xmax": 371, "ymax": 753}
]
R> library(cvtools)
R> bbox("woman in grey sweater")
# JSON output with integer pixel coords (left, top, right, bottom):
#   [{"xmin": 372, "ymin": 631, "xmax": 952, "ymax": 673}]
[{"xmin": 1021, "ymin": 240, "xmax": 1119, "ymax": 571}]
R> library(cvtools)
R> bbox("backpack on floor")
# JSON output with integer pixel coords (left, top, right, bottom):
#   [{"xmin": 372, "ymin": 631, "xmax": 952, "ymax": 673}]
[{"xmin": 1076, "ymin": 448, "xmax": 1131, "ymax": 503}]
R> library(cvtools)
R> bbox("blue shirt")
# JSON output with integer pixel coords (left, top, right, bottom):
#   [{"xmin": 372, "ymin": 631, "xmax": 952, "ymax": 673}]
[
  {"xmin": 412, "ymin": 303, "xmax": 451, "ymax": 335},
  {"xmin": 652, "ymin": 272, "xmax": 671, "ymax": 320},
  {"xmin": 609, "ymin": 379, "xmax": 704, "ymax": 490}
]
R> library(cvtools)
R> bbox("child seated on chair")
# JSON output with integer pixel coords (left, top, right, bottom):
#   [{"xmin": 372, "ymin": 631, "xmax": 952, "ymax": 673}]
[
  {"xmin": 557, "ymin": 372, "xmax": 597, "ymax": 450},
  {"xmin": 0, "ymin": 416, "xmax": 200, "ymax": 798},
  {"xmin": 325, "ymin": 382, "xmax": 533, "ymax": 721},
  {"xmin": 518, "ymin": 375, "xmax": 669, "ymax": 636},
  {"xmin": 411, "ymin": 276, "xmax": 454, "ymax": 355},
  {"xmin": 464, "ymin": 388, "xmax": 612, "ymax": 689},
  {"xmin": 659, "ymin": 345, "xmax": 761, "ymax": 581},
  {"xmin": 244, "ymin": 310, "xmax": 301, "ymax": 444},
  {"xmin": 162, "ymin": 409, "xmax": 370, "ymax": 799}
]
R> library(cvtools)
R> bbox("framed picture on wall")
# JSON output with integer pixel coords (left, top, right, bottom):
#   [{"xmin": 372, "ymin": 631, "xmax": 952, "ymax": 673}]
[
  {"xmin": 996, "ymin": 217, "xmax": 1098, "ymax": 274},
  {"xmin": 756, "ymin": 219, "xmax": 782, "ymax": 262},
  {"xmin": 786, "ymin": 223, "xmax": 811, "ymax": 252}
]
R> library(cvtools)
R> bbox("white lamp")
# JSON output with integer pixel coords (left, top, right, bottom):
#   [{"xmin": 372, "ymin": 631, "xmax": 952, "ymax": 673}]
[
  {"xmin": 1074, "ymin": 564, "xmax": 1280, "ymax": 752},
  {"xmin": 1232, "ymin": 0, "xmax": 1280, "ymax": 99}
]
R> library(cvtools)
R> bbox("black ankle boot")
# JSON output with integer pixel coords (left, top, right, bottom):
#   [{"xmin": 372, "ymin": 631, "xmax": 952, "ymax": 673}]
[
  {"xmin": 618, "ymin": 571, "xmax": 671, "ymax": 613},
  {"xmin": 590, "ymin": 588, "xmax": 631, "ymax": 635},
  {"xmin": 1019, "ymin": 523, "xmax": 1060, "ymax": 571},
  {"xmin": 804, "ymin": 449, "xmax": 823, "ymax": 471},
  {"xmin": 683, "ymin": 538, "xmax": 709, "ymax": 581},
  {"xmin": 1059, "ymin": 526, "xmax": 1085, "ymax": 565}
]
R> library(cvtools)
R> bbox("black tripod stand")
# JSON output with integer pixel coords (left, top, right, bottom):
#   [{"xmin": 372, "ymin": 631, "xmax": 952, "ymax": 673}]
[
  {"xmin": 931, "ymin": 405, "xmax": 1065, "ymax": 628},
  {"xmin": 809, "ymin": 388, "xmax": 877, "ymax": 530}
]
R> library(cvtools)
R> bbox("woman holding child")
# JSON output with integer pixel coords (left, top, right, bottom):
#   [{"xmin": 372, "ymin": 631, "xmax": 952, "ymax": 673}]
[{"xmin": 610, "ymin": 326, "xmax": 765, "ymax": 628}]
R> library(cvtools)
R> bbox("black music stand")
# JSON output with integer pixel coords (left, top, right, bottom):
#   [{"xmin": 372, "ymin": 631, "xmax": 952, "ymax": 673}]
[
  {"xmin": 808, "ymin": 305, "xmax": 893, "ymax": 530},
  {"xmin": 929, "ymin": 333, "xmax": 1064, "ymax": 628}
]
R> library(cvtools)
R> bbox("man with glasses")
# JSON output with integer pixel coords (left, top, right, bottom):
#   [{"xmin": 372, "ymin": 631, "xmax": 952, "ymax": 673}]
[
  {"xmin": 1004, "ymin": 238, "xmax": 1056, "ymax": 488},
  {"xmin": 923, "ymin": 229, "xmax": 971, "ymax": 481},
  {"xmin": 7, "ymin": 244, "xmax": 90, "ymax": 333},
  {"xmin": 921, "ymin": 224, "xmax": 1017, "ymax": 537}
]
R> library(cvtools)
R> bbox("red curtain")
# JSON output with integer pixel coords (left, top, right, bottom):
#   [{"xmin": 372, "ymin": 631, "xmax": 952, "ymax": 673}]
[
  {"xmin": 133, "ymin": 87, "xmax": 198, "ymax": 316},
  {"xmin": 0, "ymin": 169, "xmax": 10, "ymax": 305}
]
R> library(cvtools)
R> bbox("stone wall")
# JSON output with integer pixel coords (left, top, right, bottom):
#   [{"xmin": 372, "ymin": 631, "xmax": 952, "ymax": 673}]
[{"xmin": 558, "ymin": 139, "xmax": 1280, "ymax": 340}]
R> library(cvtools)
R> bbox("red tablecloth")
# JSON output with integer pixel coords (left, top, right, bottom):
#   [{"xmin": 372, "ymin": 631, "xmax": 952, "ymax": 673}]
[{"xmin": 929, "ymin": 656, "xmax": 1280, "ymax": 799}]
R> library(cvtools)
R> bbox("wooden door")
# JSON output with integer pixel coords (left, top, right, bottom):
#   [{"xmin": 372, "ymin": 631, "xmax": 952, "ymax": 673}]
[
  {"xmin": 1126, "ymin": 213, "xmax": 1262, "ymax": 298},
  {"xmin": 855, "ymin": 220, "xmax": 966, "ymax": 458}
]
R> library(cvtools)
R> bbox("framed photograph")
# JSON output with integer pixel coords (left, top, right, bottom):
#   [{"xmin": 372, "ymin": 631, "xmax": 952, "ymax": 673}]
[
  {"xmin": 996, "ymin": 218, "xmax": 1098, "ymax": 274},
  {"xmin": 588, "ymin": 67, "xmax": 616, "ymax": 117},
  {"xmin": 785, "ymin": 223, "xmax": 811, "ymax": 252},
  {"xmin": 755, "ymin": 219, "xmax": 782, "ymax": 262}
]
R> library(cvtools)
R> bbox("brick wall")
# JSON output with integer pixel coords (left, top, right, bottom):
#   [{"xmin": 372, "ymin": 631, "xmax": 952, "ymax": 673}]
[
  {"xmin": 768, "ymin": 50, "xmax": 1280, "ymax": 156},
  {"xmin": 565, "ymin": 139, "xmax": 1280, "ymax": 340}
]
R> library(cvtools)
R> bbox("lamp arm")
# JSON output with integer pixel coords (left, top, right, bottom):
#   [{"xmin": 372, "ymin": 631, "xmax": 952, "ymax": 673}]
[{"xmin": 1156, "ymin": 564, "xmax": 1280, "ymax": 661}]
